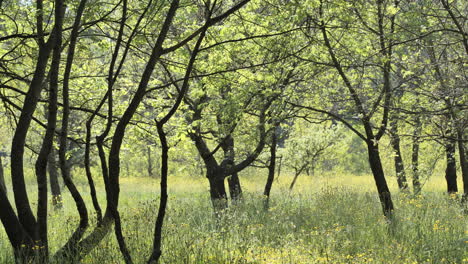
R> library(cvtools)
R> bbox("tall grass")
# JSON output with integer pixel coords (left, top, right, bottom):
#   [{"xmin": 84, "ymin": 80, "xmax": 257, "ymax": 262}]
[{"xmin": 0, "ymin": 172, "xmax": 466, "ymax": 263}]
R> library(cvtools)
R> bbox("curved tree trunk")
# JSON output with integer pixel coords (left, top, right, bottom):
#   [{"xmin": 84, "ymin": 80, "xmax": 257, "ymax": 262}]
[
  {"xmin": 48, "ymin": 147, "xmax": 62, "ymax": 209},
  {"xmin": 366, "ymin": 141, "xmax": 394, "ymax": 217},
  {"xmin": 411, "ymin": 115, "xmax": 422, "ymax": 194},
  {"xmin": 264, "ymin": 126, "xmax": 278, "ymax": 210},
  {"xmin": 147, "ymin": 124, "xmax": 168, "ymax": 264},
  {"xmin": 389, "ymin": 117, "xmax": 408, "ymax": 190},
  {"xmin": 456, "ymin": 129, "xmax": 467, "ymax": 201},
  {"xmin": 0, "ymin": 155, "xmax": 6, "ymax": 195},
  {"xmin": 222, "ymin": 135, "xmax": 242, "ymax": 201},
  {"xmin": 289, "ymin": 170, "xmax": 300, "ymax": 191}
]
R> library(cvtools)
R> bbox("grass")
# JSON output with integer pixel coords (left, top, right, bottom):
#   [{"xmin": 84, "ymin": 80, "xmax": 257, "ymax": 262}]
[{"xmin": 0, "ymin": 170, "xmax": 467, "ymax": 263}]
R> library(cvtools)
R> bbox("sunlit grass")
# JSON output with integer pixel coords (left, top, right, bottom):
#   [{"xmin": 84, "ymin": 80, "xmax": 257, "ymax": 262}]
[{"xmin": 0, "ymin": 172, "xmax": 467, "ymax": 263}]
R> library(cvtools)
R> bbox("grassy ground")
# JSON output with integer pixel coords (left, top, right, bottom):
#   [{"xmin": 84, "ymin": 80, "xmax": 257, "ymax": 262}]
[{"xmin": 0, "ymin": 171, "xmax": 467, "ymax": 263}]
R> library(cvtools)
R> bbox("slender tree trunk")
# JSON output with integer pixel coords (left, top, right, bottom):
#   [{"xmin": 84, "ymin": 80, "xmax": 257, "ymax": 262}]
[
  {"xmin": 366, "ymin": 141, "xmax": 394, "ymax": 217},
  {"xmin": 53, "ymin": 211, "xmax": 113, "ymax": 262},
  {"xmin": 84, "ymin": 121, "xmax": 103, "ymax": 223},
  {"xmin": 4, "ymin": 0, "xmax": 64, "ymax": 261},
  {"xmin": 48, "ymin": 148, "xmax": 62, "ymax": 209},
  {"xmin": 0, "ymin": 155, "xmax": 6, "ymax": 195},
  {"xmin": 147, "ymin": 124, "xmax": 168, "ymax": 264},
  {"xmin": 277, "ymin": 156, "xmax": 282, "ymax": 179},
  {"xmin": 456, "ymin": 129, "xmax": 468, "ymax": 201},
  {"xmin": 105, "ymin": 6, "xmax": 180, "ymax": 262},
  {"xmin": 147, "ymin": 23, "xmax": 207, "ymax": 263},
  {"xmin": 389, "ymin": 117, "xmax": 408, "ymax": 190},
  {"xmin": 33, "ymin": 0, "xmax": 66, "ymax": 259},
  {"xmin": 289, "ymin": 162, "xmax": 309, "ymax": 191},
  {"xmin": 222, "ymin": 135, "xmax": 242, "ymax": 200},
  {"xmin": 53, "ymin": 0, "xmax": 90, "ymax": 259},
  {"xmin": 10, "ymin": 20, "xmax": 54, "ymax": 243},
  {"xmin": 84, "ymin": 93, "xmax": 106, "ymax": 224},
  {"xmin": 289, "ymin": 169, "xmax": 301, "ymax": 191},
  {"xmin": 411, "ymin": 115, "xmax": 422, "ymax": 194},
  {"xmin": 264, "ymin": 128, "xmax": 277, "ymax": 210},
  {"xmin": 445, "ymin": 138, "xmax": 458, "ymax": 193}
]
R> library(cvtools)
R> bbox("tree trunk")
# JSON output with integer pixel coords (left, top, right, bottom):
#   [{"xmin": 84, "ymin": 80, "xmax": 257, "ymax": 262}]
[
  {"xmin": 277, "ymin": 156, "xmax": 282, "ymax": 179},
  {"xmin": 48, "ymin": 147, "xmax": 62, "ymax": 209},
  {"xmin": 389, "ymin": 118, "xmax": 408, "ymax": 190},
  {"xmin": 10, "ymin": 23, "xmax": 54, "ymax": 243},
  {"xmin": 147, "ymin": 124, "xmax": 168, "ymax": 264},
  {"xmin": 227, "ymin": 173, "xmax": 242, "ymax": 201},
  {"xmin": 445, "ymin": 139, "xmax": 458, "ymax": 193},
  {"xmin": 0, "ymin": 155, "xmax": 6, "ymax": 195},
  {"xmin": 208, "ymin": 170, "xmax": 228, "ymax": 212},
  {"xmin": 0, "ymin": 188, "xmax": 34, "ymax": 262},
  {"xmin": 456, "ymin": 129, "xmax": 467, "ymax": 201},
  {"xmin": 84, "ymin": 121, "xmax": 103, "ymax": 223},
  {"xmin": 289, "ymin": 169, "xmax": 301, "ymax": 191},
  {"xmin": 54, "ymin": 0, "xmax": 90, "ymax": 257},
  {"xmin": 222, "ymin": 135, "xmax": 242, "ymax": 200},
  {"xmin": 411, "ymin": 115, "xmax": 422, "ymax": 195},
  {"xmin": 366, "ymin": 141, "xmax": 394, "ymax": 217},
  {"xmin": 264, "ymin": 127, "xmax": 278, "ymax": 210}
]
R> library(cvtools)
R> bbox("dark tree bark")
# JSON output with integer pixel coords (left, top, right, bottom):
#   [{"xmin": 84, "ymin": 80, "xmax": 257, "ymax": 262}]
[
  {"xmin": 56, "ymin": 0, "xmax": 90, "ymax": 257},
  {"xmin": 34, "ymin": 9, "xmax": 63, "ymax": 254},
  {"xmin": 227, "ymin": 172, "xmax": 242, "ymax": 200},
  {"xmin": 189, "ymin": 129, "xmax": 228, "ymax": 212},
  {"xmin": 48, "ymin": 144, "xmax": 62, "ymax": 209},
  {"xmin": 0, "ymin": 188, "xmax": 34, "ymax": 261},
  {"xmin": 457, "ymin": 130, "xmax": 468, "ymax": 201},
  {"xmin": 445, "ymin": 136, "xmax": 458, "ymax": 193},
  {"xmin": 263, "ymin": 126, "xmax": 278, "ymax": 210},
  {"xmin": 147, "ymin": 12, "xmax": 208, "ymax": 263},
  {"xmin": 147, "ymin": 124, "xmax": 169, "ymax": 263},
  {"xmin": 411, "ymin": 115, "xmax": 422, "ymax": 194},
  {"xmin": 389, "ymin": 116, "xmax": 408, "ymax": 190},
  {"xmin": 425, "ymin": 39, "xmax": 461, "ymax": 195},
  {"xmin": 84, "ymin": 109, "xmax": 103, "ymax": 222},
  {"xmin": 222, "ymin": 135, "xmax": 242, "ymax": 201},
  {"xmin": 9, "ymin": 0, "xmax": 58, "ymax": 242},
  {"xmin": 318, "ymin": 0, "xmax": 396, "ymax": 217},
  {"xmin": 93, "ymin": 1, "xmax": 134, "ymax": 262},
  {"xmin": 208, "ymin": 170, "xmax": 229, "ymax": 210},
  {"xmin": 367, "ymin": 141, "xmax": 394, "ymax": 216},
  {"xmin": 105, "ymin": 1, "xmax": 182, "ymax": 263},
  {"xmin": 440, "ymin": 0, "xmax": 468, "ymax": 55},
  {"xmin": 2, "ymin": 0, "xmax": 65, "ymax": 261},
  {"xmin": 0, "ymin": 155, "xmax": 6, "ymax": 195},
  {"xmin": 189, "ymin": 110, "xmax": 269, "ymax": 212}
]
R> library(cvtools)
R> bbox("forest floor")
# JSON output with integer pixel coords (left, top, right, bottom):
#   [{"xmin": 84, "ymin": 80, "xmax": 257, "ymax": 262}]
[{"xmin": 0, "ymin": 171, "xmax": 467, "ymax": 263}]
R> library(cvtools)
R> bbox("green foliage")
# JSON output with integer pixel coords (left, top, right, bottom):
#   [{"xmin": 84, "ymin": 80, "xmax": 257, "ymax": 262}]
[{"xmin": 279, "ymin": 120, "xmax": 345, "ymax": 176}]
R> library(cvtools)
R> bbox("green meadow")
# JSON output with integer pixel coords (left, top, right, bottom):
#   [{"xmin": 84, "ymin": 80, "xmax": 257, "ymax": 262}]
[{"xmin": 1, "ymin": 172, "xmax": 466, "ymax": 264}]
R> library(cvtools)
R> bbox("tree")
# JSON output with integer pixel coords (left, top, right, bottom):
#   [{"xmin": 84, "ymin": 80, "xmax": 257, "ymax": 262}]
[
  {"xmin": 288, "ymin": 0, "xmax": 422, "ymax": 217},
  {"xmin": 282, "ymin": 121, "xmax": 343, "ymax": 190},
  {"xmin": 0, "ymin": 151, "xmax": 6, "ymax": 195}
]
